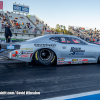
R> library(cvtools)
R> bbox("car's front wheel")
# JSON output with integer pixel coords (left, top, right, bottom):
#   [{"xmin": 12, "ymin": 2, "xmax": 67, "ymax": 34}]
[{"xmin": 34, "ymin": 49, "xmax": 56, "ymax": 65}]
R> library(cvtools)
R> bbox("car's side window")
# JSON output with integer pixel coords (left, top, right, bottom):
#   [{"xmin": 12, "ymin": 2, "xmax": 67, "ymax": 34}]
[
  {"xmin": 66, "ymin": 37, "xmax": 87, "ymax": 45},
  {"xmin": 50, "ymin": 37, "xmax": 87, "ymax": 45},
  {"xmin": 50, "ymin": 37, "xmax": 60, "ymax": 42},
  {"xmin": 60, "ymin": 37, "xmax": 74, "ymax": 44}
]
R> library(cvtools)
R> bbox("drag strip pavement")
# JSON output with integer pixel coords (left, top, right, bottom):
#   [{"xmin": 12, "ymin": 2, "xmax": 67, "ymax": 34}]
[{"xmin": 0, "ymin": 63, "xmax": 100, "ymax": 100}]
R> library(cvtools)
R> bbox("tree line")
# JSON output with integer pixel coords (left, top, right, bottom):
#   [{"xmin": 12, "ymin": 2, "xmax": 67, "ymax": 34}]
[{"xmin": 51, "ymin": 24, "xmax": 73, "ymax": 35}]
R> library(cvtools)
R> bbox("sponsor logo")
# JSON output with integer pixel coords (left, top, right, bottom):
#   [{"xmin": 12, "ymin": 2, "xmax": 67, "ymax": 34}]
[
  {"xmin": 17, "ymin": 51, "xmax": 33, "ymax": 55},
  {"xmin": 82, "ymin": 59, "xmax": 88, "ymax": 63},
  {"xmin": 21, "ymin": 54, "xmax": 30, "ymax": 57},
  {"xmin": 83, "ymin": 61, "xmax": 89, "ymax": 63},
  {"xmin": 82, "ymin": 59, "xmax": 88, "ymax": 61},
  {"xmin": 58, "ymin": 58, "xmax": 65, "ymax": 60},
  {"xmin": 22, "ymin": 7, "xmax": 29, "ymax": 12},
  {"xmin": 75, "ymin": 52, "xmax": 84, "ymax": 55},
  {"xmin": 69, "ymin": 47, "xmax": 85, "ymax": 55},
  {"xmin": 20, "ymin": 48, "xmax": 33, "ymax": 50},
  {"xmin": 68, "ymin": 62, "xmax": 71, "ymax": 64},
  {"xmin": 7, "ymin": 45, "xmax": 15, "ymax": 49},
  {"xmin": 13, "ymin": 5, "xmax": 29, "ymax": 13},
  {"xmin": 18, "ymin": 52, "xmax": 22, "ymax": 55},
  {"xmin": 78, "ymin": 59, "xmax": 82, "ymax": 61},
  {"xmin": 14, "ymin": 5, "xmax": 21, "ymax": 11},
  {"xmin": 72, "ymin": 59, "xmax": 77, "ymax": 61},
  {"xmin": 12, "ymin": 54, "xmax": 19, "ymax": 57},
  {"xmin": 24, "ymin": 51, "xmax": 33, "ymax": 54},
  {"xmin": 71, "ymin": 59, "xmax": 83, "ymax": 64},
  {"xmin": 72, "ymin": 61, "xmax": 78, "ymax": 64},
  {"xmin": 64, "ymin": 59, "xmax": 72, "ymax": 64},
  {"xmin": 12, "ymin": 54, "xmax": 15, "ymax": 57},
  {"xmin": 51, "ymin": 56, "xmax": 55, "ymax": 63},
  {"xmin": 64, "ymin": 61, "xmax": 71, "ymax": 64},
  {"xmin": 77, "ymin": 61, "xmax": 82, "ymax": 64},
  {"xmin": 35, "ymin": 51, "xmax": 38, "ymax": 60},
  {"xmin": 34, "ymin": 44, "xmax": 56, "ymax": 47},
  {"xmin": 16, "ymin": 55, "xmax": 19, "ymax": 57}
]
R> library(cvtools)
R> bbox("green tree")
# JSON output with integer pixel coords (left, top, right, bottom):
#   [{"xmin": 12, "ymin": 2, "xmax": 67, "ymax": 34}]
[
  {"xmin": 55, "ymin": 24, "xmax": 60, "ymax": 32},
  {"xmin": 51, "ymin": 24, "xmax": 73, "ymax": 35},
  {"xmin": 51, "ymin": 28, "xmax": 55, "ymax": 31}
]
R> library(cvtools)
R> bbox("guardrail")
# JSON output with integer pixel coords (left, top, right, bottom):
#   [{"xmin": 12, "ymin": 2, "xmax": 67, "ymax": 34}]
[{"xmin": 0, "ymin": 27, "xmax": 41, "ymax": 34}]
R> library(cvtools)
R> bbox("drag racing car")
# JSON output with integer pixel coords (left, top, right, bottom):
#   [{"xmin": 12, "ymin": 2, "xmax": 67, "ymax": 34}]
[{"xmin": 1, "ymin": 34, "xmax": 100, "ymax": 65}]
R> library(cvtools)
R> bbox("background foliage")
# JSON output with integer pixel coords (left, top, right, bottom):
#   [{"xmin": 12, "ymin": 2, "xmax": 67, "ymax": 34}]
[{"xmin": 51, "ymin": 24, "xmax": 73, "ymax": 35}]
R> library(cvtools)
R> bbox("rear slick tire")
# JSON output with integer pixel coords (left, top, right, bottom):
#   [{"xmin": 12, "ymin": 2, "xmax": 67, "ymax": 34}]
[{"xmin": 34, "ymin": 49, "xmax": 56, "ymax": 66}]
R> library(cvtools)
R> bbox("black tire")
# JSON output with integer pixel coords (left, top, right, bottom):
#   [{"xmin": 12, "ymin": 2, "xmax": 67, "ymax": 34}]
[
  {"xmin": 98, "ymin": 55, "xmax": 100, "ymax": 63},
  {"xmin": 34, "ymin": 49, "xmax": 56, "ymax": 66}
]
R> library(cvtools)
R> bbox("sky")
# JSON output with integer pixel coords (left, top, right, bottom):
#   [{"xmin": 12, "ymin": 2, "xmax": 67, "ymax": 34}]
[{"xmin": 2, "ymin": 0, "xmax": 100, "ymax": 29}]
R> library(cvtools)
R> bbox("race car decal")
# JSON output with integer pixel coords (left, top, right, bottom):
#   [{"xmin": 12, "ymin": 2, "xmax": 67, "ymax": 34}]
[
  {"xmin": 82, "ymin": 59, "xmax": 88, "ymax": 63},
  {"xmin": 57, "ymin": 58, "xmax": 89, "ymax": 65},
  {"xmin": 78, "ymin": 59, "xmax": 82, "ymax": 61},
  {"xmin": 34, "ymin": 44, "xmax": 56, "ymax": 48},
  {"xmin": 82, "ymin": 59, "xmax": 88, "ymax": 61},
  {"xmin": 18, "ymin": 52, "xmax": 22, "ymax": 55},
  {"xmin": 24, "ymin": 51, "xmax": 33, "ymax": 54},
  {"xmin": 68, "ymin": 62, "xmax": 71, "ymax": 64},
  {"xmin": 35, "ymin": 51, "xmax": 38, "ymax": 60},
  {"xmin": 19, "ymin": 51, "xmax": 33, "ymax": 55},
  {"xmin": 51, "ymin": 56, "xmax": 55, "ymax": 63},
  {"xmin": 21, "ymin": 54, "xmax": 30, "ymax": 57},
  {"xmin": 12, "ymin": 54, "xmax": 16, "ymax": 57},
  {"xmin": 16, "ymin": 55, "xmax": 19, "ymax": 57},
  {"xmin": 77, "ymin": 59, "xmax": 83, "ymax": 63},
  {"xmin": 72, "ymin": 59, "xmax": 77, "ymax": 61},
  {"xmin": 71, "ymin": 59, "xmax": 88, "ymax": 64},
  {"xmin": 69, "ymin": 47, "xmax": 85, "ymax": 55},
  {"xmin": 12, "ymin": 54, "xmax": 20, "ymax": 57},
  {"xmin": 20, "ymin": 48, "xmax": 33, "ymax": 50},
  {"xmin": 12, "ymin": 50, "xmax": 33, "ymax": 58},
  {"xmin": 57, "ymin": 57, "xmax": 66, "ymax": 64},
  {"xmin": 58, "ymin": 58, "xmax": 65, "ymax": 60},
  {"xmin": 58, "ymin": 58, "xmax": 72, "ymax": 64},
  {"xmin": 63, "ymin": 59, "xmax": 72, "ymax": 64},
  {"xmin": 7, "ymin": 45, "xmax": 15, "ymax": 49},
  {"xmin": 83, "ymin": 62, "xmax": 89, "ymax": 63},
  {"xmin": 61, "ymin": 38, "xmax": 66, "ymax": 42}
]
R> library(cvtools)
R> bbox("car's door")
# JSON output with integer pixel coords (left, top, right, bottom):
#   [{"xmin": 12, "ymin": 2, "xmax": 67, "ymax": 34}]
[{"xmin": 60, "ymin": 37, "xmax": 95, "ymax": 59}]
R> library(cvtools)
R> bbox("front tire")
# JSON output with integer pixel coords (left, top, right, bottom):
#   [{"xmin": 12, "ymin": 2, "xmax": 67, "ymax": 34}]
[{"xmin": 34, "ymin": 49, "xmax": 56, "ymax": 66}]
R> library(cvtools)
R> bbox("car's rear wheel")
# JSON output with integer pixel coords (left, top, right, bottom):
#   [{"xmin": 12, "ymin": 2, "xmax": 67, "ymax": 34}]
[{"xmin": 34, "ymin": 49, "xmax": 56, "ymax": 65}]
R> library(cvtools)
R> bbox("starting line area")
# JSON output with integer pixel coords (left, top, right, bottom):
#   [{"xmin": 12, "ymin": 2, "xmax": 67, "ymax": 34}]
[{"xmin": 43, "ymin": 90, "xmax": 100, "ymax": 100}]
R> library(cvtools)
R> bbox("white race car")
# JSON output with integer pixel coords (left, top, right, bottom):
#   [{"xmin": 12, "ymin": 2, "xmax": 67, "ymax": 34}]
[{"xmin": 1, "ymin": 34, "xmax": 100, "ymax": 65}]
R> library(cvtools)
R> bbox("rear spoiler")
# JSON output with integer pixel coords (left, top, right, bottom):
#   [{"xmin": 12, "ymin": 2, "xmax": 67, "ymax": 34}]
[{"xmin": 0, "ymin": 43, "xmax": 20, "ymax": 50}]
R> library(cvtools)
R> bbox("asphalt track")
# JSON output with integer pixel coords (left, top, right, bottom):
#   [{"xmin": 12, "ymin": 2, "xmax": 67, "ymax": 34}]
[{"xmin": 0, "ymin": 55, "xmax": 100, "ymax": 100}]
